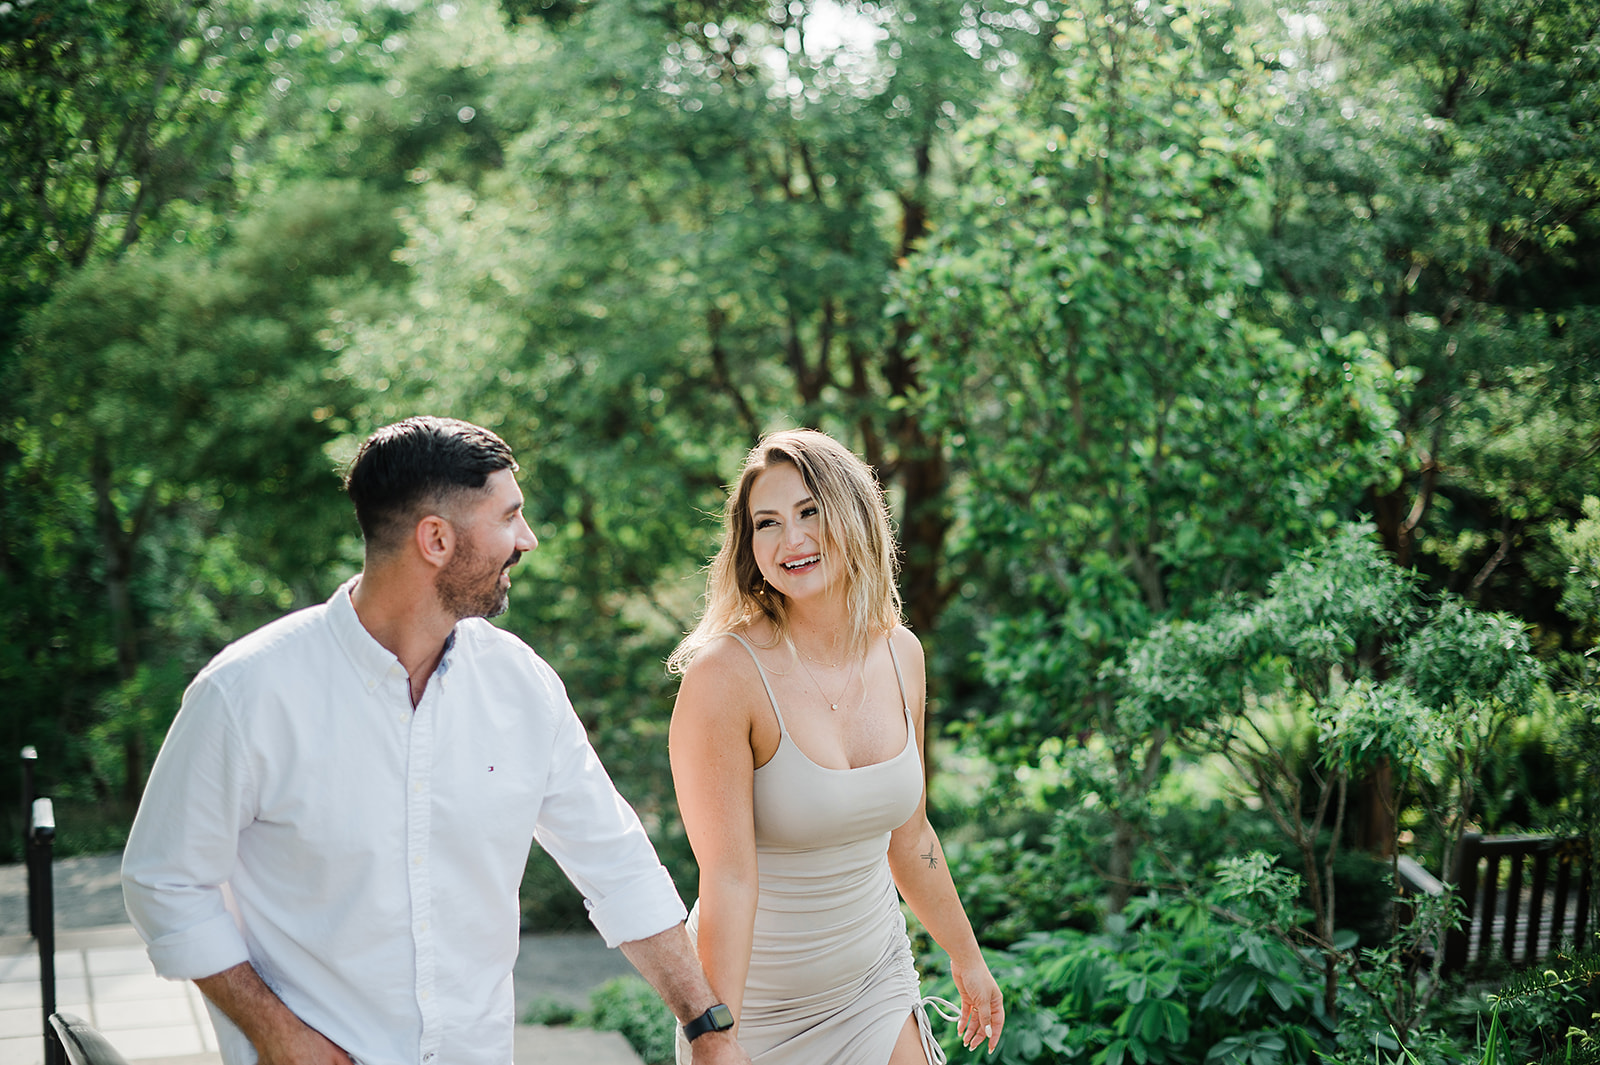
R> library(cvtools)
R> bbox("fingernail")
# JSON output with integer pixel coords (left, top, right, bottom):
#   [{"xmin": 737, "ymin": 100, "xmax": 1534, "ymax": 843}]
[{"xmin": 985, "ymin": 1025, "xmax": 993, "ymax": 1038}]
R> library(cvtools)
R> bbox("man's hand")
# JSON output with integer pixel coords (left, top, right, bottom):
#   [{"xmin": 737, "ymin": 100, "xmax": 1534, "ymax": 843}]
[{"xmin": 194, "ymin": 962, "xmax": 353, "ymax": 1065}]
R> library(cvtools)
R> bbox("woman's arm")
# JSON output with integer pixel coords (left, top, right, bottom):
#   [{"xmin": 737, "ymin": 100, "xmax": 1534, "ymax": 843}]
[
  {"xmin": 668, "ymin": 639, "xmax": 763, "ymax": 1031},
  {"xmin": 885, "ymin": 628, "xmax": 1005, "ymax": 1055}
]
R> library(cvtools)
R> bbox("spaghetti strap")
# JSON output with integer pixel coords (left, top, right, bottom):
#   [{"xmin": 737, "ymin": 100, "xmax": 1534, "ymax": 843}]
[
  {"xmin": 885, "ymin": 634, "xmax": 910, "ymax": 710},
  {"xmin": 726, "ymin": 632, "xmax": 789, "ymax": 733}
]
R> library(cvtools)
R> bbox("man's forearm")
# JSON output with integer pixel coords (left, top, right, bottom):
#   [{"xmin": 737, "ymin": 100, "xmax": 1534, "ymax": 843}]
[
  {"xmin": 619, "ymin": 925, "xmax": 750, "ymax": 1064},
  {"xmin": 618, "ymin": 924, "xmax": 719, "ymax": 1021},
  {"xmin": 194, "ymin": 962, "xmax": 351, "ymax": 1065}
]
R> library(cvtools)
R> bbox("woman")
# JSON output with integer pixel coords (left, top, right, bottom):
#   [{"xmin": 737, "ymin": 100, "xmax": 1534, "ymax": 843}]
[{"xmin": 667, "ymin": 429, "xmax": 1004, "ymax": 1064}]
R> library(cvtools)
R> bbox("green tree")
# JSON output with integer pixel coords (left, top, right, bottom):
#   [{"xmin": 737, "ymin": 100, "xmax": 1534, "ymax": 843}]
[
  {"xmin": 897, "ymin": 0, "xmax": 1397, "ymax": 909},
  {"xmin": 327, "ymin": 0, "xmax": 1035, "ymax": 825},
  {"xmin": 1, "ymin": 0, "xmax": 462, "ymax": 806},
  {"xmin": 1118, "ymin": 525, "xmax": 1540, "ymax": 1038},
  {"xmin": 1256, "ymin": 0, "xmax": 1600, "ymax": 626},
  {"xmin": 1, "ymin": 0, "xmax": 275, "ymax": 342},
  {"xmin": 6, "ymin": 180, "xmax": 404, "ymax": 798},
  {"xmin": 1547, "ymin": 499, "xmax": 1600, "ymax": 924}
]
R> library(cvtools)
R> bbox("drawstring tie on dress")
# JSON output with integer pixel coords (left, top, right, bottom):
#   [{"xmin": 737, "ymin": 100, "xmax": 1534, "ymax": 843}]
[{"xmin": 916, "ymin": 996, "xmax": 963, "ymax": 1065}]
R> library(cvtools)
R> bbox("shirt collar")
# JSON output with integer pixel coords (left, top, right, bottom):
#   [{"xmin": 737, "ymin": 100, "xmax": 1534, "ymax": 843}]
[
  {"xmin": 328, "ymin": 577, "xmax": 461, "ymax": 691},
  {"xmin": 329, "ymin": 577, "xmax": 401, "ymax": 691}
]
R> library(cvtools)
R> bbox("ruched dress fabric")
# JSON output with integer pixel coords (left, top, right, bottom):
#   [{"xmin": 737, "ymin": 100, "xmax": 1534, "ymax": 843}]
[{"xmin": 678, "ymin": 633, "xmax": 948, "ymax": 1065}]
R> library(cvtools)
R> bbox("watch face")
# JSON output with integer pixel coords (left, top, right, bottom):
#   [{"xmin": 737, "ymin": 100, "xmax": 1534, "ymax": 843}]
[{"xmin": 687, "ymin": 1003, "xmax": 737, "ymax": 1040}]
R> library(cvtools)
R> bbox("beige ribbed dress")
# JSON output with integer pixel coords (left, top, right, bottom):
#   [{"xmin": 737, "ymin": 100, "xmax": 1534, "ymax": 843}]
[{"xmin": 678, "ymin": 634, "xmax": 953, "ymax": 1065}]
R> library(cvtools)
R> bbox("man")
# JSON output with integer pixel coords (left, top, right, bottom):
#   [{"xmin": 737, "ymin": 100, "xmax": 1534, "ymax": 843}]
[{"xmin": 123, "ymin": 417, "xmax": 745, "ymax": 1065}]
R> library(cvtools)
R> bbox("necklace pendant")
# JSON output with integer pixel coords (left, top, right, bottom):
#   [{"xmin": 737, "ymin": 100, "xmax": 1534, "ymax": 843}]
[{"xmin": 830, "ymin": 703, "xmax": 839, "ymax": 711}]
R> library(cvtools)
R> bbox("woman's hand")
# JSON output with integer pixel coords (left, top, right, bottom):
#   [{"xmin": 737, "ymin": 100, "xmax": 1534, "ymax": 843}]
[{"xmin": 951, "ymin": 955, "xmax": 1004, "ymax": 1054}]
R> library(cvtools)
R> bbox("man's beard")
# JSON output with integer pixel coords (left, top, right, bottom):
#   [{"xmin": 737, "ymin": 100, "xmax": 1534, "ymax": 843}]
[{"xmin": 437, "ymin": 540, "xmax": 520, "ymax": 620}]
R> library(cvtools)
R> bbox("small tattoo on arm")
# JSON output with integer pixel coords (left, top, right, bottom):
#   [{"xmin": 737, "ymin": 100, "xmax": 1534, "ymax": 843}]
[{"xmin": 921, "ymin": 846, "xmax": 939, "ymax": 868}]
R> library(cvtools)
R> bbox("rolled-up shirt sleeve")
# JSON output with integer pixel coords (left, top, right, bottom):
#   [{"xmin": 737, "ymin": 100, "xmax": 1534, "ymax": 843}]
[
  {"xmin": 121, "ymin": 673, "xmax": 254, "ymax": 981},
  {"xmin": 532, "ymin": 701, "xmax": 686, "ymax": 949}
]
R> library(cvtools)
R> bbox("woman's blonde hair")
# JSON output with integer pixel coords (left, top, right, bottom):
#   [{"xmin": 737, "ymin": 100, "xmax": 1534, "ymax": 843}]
[{"xmin": 668, "ymin": 429, "xmax": 902, "ymax": 673}]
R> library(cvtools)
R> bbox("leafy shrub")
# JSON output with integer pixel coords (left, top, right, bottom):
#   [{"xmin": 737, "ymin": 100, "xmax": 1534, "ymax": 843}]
[
  {"xmin": 939, "ymin": 773, "xmax": 1289, "ymax": 949},
  {"xmin": 580, "ymin": 975, "xmax": 678, "ymax": 1065},
  {"xmin": 1447, "ymin": 943, "xmax": 1600, "ymax": 1065},
  {"xmin": 520, "ymin": 996, "xmax": 579, "ymax": 1026},
  {"xmin": 922, "ymin": 891, "xmax": 1328, "ymax": 1064},
  {"xmin": 945, "ymin": 818, "xmax": 1105, "ymax": 946}
]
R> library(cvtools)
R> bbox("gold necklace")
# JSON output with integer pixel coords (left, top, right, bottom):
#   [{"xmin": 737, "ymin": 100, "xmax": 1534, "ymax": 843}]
[{"xmin": 795, "ymin": 646, "xmax": 860, "ymax": 712}]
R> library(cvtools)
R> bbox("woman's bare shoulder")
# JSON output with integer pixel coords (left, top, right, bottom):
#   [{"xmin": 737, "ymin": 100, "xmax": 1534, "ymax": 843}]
[
  {"xmin": 888, "ymin": 624, "xmax": 926, "ymax": 669},
  {"xmin": 677, "ymin": 631, "xmax": 767, "ymax": 709}
]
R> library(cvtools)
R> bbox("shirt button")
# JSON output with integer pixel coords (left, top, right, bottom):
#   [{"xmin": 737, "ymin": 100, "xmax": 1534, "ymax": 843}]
[
  {"xmin": 420, "ymin": 990, "xmax": 431, "ymax": 1001},
  {"xmin": 413, "ymin": 782, "xmax": 424, "ymax": 794},
  {"xmin": 418, "ymin": 920, "xmax": 429, "ymax": 932},
  {"xmin": 413, "ymin": 856, "xmax": 423, "ymax": 866}
]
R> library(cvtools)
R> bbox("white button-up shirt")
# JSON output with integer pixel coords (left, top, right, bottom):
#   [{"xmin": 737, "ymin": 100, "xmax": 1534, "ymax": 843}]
[{"xmin": 122, "ymin": 579, "xmax": 686, "ymax": 1065}]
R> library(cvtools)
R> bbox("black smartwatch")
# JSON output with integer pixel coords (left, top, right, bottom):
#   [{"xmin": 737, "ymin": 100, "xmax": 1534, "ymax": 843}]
[{"xmin": 683, "ymin": 1003, "xmax": 735, "ymax": 1041}]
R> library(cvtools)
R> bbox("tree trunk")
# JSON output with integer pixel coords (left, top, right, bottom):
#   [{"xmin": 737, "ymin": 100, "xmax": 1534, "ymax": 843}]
[
  {"xmin": 1107, "ymin": 812, "xmax": 1137, "ymax": 914},
  {"xmin": 1348, "ymin": 760, "xmax": 1396, "ymax": 855}
]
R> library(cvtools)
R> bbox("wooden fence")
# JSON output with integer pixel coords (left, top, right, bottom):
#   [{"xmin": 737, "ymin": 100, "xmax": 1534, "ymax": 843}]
[{"xmin": 1420, "ymin": 833, "xmax": 1595, "ymax": 974}]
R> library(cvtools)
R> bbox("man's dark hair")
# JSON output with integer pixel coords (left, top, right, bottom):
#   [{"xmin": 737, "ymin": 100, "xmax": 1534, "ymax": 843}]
[{"xmin": 345, "ymin": 416, "xmax": 517, "ymax": 554}]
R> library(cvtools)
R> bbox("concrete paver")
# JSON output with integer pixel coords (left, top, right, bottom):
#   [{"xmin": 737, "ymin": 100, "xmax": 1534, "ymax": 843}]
[{"xmin": 513, "ymin": 1024, "xmax": 646, "ymax": 1065}]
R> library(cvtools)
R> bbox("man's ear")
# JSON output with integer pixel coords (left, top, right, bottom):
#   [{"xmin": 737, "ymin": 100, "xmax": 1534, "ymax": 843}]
[{"xmin": 414, "ymin": 514, "xmax": 454, "ymax": 570}]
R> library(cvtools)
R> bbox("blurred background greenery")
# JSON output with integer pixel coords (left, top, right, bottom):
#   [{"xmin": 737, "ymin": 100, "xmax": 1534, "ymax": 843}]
[{"xmin": 3, "ymin": 0, "xmax": 1598, "ymax": 1059}]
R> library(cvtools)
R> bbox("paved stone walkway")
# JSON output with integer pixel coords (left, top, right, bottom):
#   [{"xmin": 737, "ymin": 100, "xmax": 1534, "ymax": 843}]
[{"xmin": 0, "ymin": 856, "xmax": 646, "ymax": 1065}]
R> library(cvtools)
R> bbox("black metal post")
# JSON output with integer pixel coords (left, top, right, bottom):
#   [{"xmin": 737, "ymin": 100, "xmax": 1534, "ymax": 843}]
[
  {"xmin": 21, "ymin": 747, "xmax": 37, "ymax": 937},
  {"xmin": 30, "ymin": 795, "xmax": 58, "ymax": 1065}
]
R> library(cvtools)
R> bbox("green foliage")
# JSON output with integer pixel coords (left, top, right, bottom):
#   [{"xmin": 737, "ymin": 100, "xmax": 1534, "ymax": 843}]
[
  {"xmin": 522, "ymin": 973, "xmax": 688, "ymax": 1065},
  {"xmin": 1256, "ymin": 0, "xmax": 1600, "ymax": 615},
  {"xmin": 1551, "ymin": 498, "xmax": 1600, "ymax": 644},
  {"xmin": 923, "ymin": 891, "xmax": 1327, "ymax": 1065},
  {"xmin": 906, "ymin": 3, "xmax": 1398, "ymax": 702},
  {"xmin": 1541, "ymin": 653, "xmax": 1600, "ymax": 924},
  {"xmin": 1116, "ymin": 525, "xmax": 1544, "ymax": 1034},
  {"xmin": 938, "ymin": 752, "xmax": 1310, "ymax": 949},
  {"xmin": 519, "ymin": 996, "xmax": 578, "ymax": 1027},
  {"xmin": 1, "ymin": 12, "xmax": 1594, "ymax": 1065},
  {"xmin": 3, "ymin": 178, "xmax": 400, "ymax": 798},
  {"xmin": 579, "ymin": 976, "xmax": 677, "ymax": 1065},
  {"xmin": 1, "ymin": 0, "xmax": 276, "ymax": 334},
  {"xmin": 1120, "ymin": 525, "xmax": 1539, "ymax": 866},
  {"xmin": 322, "ymin": 0, "xmax": 1028, "ymax": 843},
  {"xmin": 897, "ymin": 0, "xmax": 1406, "ymax": 911},
  {"xmin": 1323, "ymin": 941, "xmax": 1600, "ymax": 1065},
  {"xmin": 942, "ymin": 804, "xmax": 1109, "ymax": 947},
  {"xmin": 1478, "ymin": 943, "xmax": 1600, "ymax": 1065}
]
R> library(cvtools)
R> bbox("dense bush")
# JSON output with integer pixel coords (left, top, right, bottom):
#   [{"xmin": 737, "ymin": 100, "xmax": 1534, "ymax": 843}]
[
  {"xmin": 575, "ymin": 976, "xmax": 677, "ymax": 1065},
  {"xmin": 919, "ymin": 874, "xmax": 1600, "ymax": 1065},
  {"xmin": 922, "ymin": 890, "xmax": 1328, "ymax": 1065}
]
